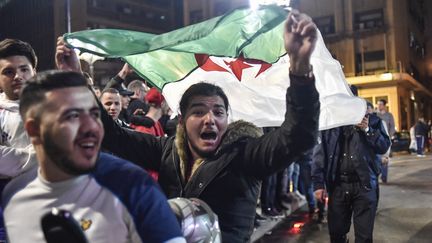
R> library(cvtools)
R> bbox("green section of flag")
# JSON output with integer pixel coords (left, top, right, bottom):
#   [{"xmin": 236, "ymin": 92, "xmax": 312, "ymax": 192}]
[{"xmin": 64, "ymin": 5, "xmax": 288, "ymax": 89}]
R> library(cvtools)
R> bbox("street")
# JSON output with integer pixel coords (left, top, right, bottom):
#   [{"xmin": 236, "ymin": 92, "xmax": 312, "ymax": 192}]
[{"xmin": 256, "ymin": 153, "xmax": 432, "ymax": 243}]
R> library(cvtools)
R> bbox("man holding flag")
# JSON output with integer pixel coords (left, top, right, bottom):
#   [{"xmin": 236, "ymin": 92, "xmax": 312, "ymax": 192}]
[{"xmin": 56, "ymin": 9, "xmax": 319, "ymax": 242}]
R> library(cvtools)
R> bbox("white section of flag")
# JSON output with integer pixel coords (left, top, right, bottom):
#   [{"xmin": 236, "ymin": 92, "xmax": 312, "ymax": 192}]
[{"xmin": 162, "ymin": 32, "xmax": 366, "ymax": 130}]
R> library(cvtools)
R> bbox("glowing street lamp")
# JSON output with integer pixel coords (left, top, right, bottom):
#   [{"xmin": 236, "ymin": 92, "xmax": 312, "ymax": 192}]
[{"xmin": 249, "ymin": 0, "xmax": 292, "ymax": 10}]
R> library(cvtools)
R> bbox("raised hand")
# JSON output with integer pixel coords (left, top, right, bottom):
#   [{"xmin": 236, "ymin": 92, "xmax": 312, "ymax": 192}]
[
  {"xmin": 55, "ymin": 36, "xmax": 81, "ymax": 72},
  {"xmin": 118, "ymin": 63, "xmax": 134, "ymax": 80},
  {"xmin": 314, "ymin": 189, "xmax": 327, "ymax": 203},
  {"xmin": 355, "ymin": 115, "xmax": 369, "ymax": 131},
  {"xmin": 284, "ymin": 10, "xmax": 317, "ymax": 75}
]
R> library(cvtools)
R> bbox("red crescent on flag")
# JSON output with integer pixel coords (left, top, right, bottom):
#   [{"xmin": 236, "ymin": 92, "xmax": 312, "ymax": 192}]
[{"xmin": 194, "ymin": 54, "xmax": 273, "ymax": 81}]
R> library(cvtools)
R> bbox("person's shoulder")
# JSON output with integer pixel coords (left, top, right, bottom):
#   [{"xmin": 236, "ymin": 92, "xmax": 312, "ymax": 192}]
[
  {"xmin": 386, "ymin": 112, "xmax": 395, "ymax": 118},
  {"xmin": 94, "ymin": 152, "xmax": 147, "ymax": 175},
  {"xmin": 369, "ymin": 113, "xmax": 382, "ymax": 127},
  {"xmin": 2, "ymin": 166, "xmax": 38, "ymax": 208},
  {"xmin": 91, "ymin": 152, "xmax": 159, "ymax": 191}
]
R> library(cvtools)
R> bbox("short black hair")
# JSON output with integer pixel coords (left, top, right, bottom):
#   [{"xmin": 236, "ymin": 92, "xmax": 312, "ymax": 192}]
[
  {"xmin": 101, "ymin": 87, "xmax": 120, "ymax": 96},
  {"xmin": 20, "ymin": 70, "xmax": 88, "ymax": 120},
  {"xmin": 366, "ymin": 102, "xmax": 373, "ymax": 109},
  {"xmin": 0, "ymin": 39, "xmax": 37, "ymax": 68},
  {"xmin": 349, "ymin": 84, "xmax": 358, "ymax": 96},
  {"xmin": 378, "ymin": 99, "xmax": 387, "ymax": 105},
  {"xmin": 179, "ymin": 82, "xmax": 229, "ymax": 116}
]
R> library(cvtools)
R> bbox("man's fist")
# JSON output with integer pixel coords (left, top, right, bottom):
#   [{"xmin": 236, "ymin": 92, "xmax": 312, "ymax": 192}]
[
  {"xmin": 284, "ymin": 10, "xmax": 317, "ymax": 75},
  {"xmin": 314, "ymin": 189, "xmax": 327, "ymax": 203},
  {"xmin": 55, "ymin": 36, "xmax": 81, "ymax": 72}
]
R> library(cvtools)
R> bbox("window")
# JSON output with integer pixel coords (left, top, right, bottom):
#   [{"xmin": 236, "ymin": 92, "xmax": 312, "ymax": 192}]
[
  {"xmin": 356, "ymin": 50, "xmax": 385, "ymax": 74},
  {"xmin": 116, "ymin": 4, "xmax": 132, "ymax": 15},
  {"xmin": 214, "ymin": 2, "xmax": 229, "ymax": 16},
  {"xmin": 354, "ymin": 9, "xmax": 384, "ymax": 31},
  {"xmin": 408, "ymin": 0, "xmax": 425, "ymax": 32},
  {"xmin": 409, "ymin": 32, "xmax": 425, "ymax": 58},
  {"xmin": 190, "ymin": 10, "xmax": 203, "ymax": 24},
  {"xmin": 314, "ymin": 16, "xmax": 335, "ymax": 36},
  {"xmin": 364, "ymin": 97, "xmax": 373, "ymax": 105}
]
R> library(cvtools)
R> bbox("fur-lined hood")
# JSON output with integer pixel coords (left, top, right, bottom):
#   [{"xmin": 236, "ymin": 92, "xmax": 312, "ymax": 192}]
[{"xmin": 175, "ymin": 120, "xmax": 263, "ymax": 181}]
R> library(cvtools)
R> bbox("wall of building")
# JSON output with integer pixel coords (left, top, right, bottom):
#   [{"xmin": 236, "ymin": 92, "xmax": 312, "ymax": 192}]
[
  {"xmin": 0, "ymin": 0, "xmax": 56, "ymax": 70},
  {"xmin": 183, "ymin": 0, "xmax": 248, "ymax": 25},
  {"xmin": 358, "ymin": 85, "xmax": 400, "ymax": 130}
]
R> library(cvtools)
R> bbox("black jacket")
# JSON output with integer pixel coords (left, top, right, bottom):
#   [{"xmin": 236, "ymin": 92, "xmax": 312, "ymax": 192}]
[
  {"xmin": 100, "ymin": 76, "xmax": 319, "ymax": 242},
  {"xmin": 312, "ymin": 113, "xmax": 391, "ymax": 192},
  {"xmin": 415, "ymin": 121, "xmax": 429, "ymax": 137}
]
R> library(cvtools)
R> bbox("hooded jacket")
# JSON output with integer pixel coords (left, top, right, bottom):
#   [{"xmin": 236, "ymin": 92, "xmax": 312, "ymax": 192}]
[
  {"xmin": 0, "ymin": 93, "xmax": 30, "ymax": 148},
  {"xmin": 101, "ymin": 76, "xmax": 319, "ymax": 242},
  {"xmin": 0, "ymin": 93, "xmax": 36, "ymax": 179},
  {"xmin": 312, "ymin": 113, "xmax": 391, "ymax": 192}
]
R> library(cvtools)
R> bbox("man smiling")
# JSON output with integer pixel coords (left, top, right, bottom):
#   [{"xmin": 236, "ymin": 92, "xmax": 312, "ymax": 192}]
[
  {"xmin": 2, "ymin": 71, "xmax": 185, "ymax": 243},
  {"xmin": 56, "ymin": 10, "xmax": 320, "ymax": 242}
]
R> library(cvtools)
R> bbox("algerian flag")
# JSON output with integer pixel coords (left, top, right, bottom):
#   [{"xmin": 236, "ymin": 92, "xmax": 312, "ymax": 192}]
[{"xmin": 65, "ymin": 5, "xmax": 365, "ymax": 130}]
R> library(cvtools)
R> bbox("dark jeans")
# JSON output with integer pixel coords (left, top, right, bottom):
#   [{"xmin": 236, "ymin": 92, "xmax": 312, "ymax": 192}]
[
  {"xmin": 287, "ymin": 163, "xmax": 300, "ymax": 192},
  {"xmin": 327, "ymin": 182, "xmax": 378, "ymax": 243},
  {"xmin": 261, "ymin": 173, "xmax": 277, "ymax": 210},
  {"xmin": 298, "ymin": 160, "xmax": 315, "ymax": 210},
  {"xmin": 376, "ymin": 154, "xmax": 388, "ymax": 182},
  {"xmin": 416, "ymin": 135, "xmax": 425, "ymax": 155}
]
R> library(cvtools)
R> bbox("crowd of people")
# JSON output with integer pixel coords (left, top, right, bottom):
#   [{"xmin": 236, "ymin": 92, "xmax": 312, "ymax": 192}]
[{"xmin": 2, "ymin": 8, "xmax": 425, "ymax": 243}]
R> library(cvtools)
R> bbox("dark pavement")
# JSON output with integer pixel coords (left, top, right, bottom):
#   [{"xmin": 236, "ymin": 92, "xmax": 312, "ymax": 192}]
[{"xmin": 254, "ymin": 152, "xmax": 432, "ymax": 243}]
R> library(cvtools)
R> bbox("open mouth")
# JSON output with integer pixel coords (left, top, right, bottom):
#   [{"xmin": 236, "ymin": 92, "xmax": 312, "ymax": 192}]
[
  {"xmin": 79, "ymin": 142, "xmax": 96, "ymax": 149},
  {"xmin": 12, "ymin": 83, "xmax": 23, "ymax": 90},
  {"xmin": 200, "ymin": 131, "xmax": 217, "ymax": 140},
  {"xmin": 77, "ymin": 140, "xmax": 99, "ymax": 158}
]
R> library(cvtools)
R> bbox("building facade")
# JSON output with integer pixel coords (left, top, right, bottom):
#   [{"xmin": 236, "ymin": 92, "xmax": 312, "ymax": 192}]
[
  {"xmin": 183, "ymin": 0, "xmax": 432, "ymax": 131},
  {"xmin": 298, "ymin": 0, "xmax": 432, "ymax": 131},
  {"xmin": 2, "ymin": 0, "xmax": 430, "ymax": 129},
  {"xmin": 182, "ymin": 0, "xmax": 249, "ymax": 25},
  {"xmin": 0, "ymin": 0, "xmax": 182, "ymax": 86}
]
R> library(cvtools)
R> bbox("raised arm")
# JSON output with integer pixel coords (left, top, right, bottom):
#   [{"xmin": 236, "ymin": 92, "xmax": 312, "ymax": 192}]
[
  {"xmin": 98, "ymin": 97, "xmax": 167, "ymax": 171},
  {"xmin": 241, "ymin": 10, "xmax": 320, "ymax": 177},
  {"xmin": 55, "ymin": 36, "xmax": 82, "ymax": 72}
]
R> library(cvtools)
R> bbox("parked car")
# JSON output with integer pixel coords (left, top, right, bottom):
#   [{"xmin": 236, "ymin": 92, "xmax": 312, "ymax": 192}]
[{"xmin": 391, "ymin": 130, "xmax": 411, "ymax": 153}]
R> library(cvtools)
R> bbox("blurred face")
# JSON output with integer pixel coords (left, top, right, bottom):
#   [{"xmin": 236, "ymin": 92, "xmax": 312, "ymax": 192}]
[
  {"xmin": 120, "ymin": 95, "xmax": 130, "ymax": 109},
  {"xmin": 181, "ymin": 95, "xmax": 228, "ymax": 160},
  {"xmin": 377, "ymin": 101, "xmax": 386, "ymax": 112},
  {"xmin": 101, "ymin": 92, "xmax": 121, "ymax": 120},
  {"xmin": 0, "ymin": 55, "xmax": 35, "ymax": 100},
  {"xmin": 367, "ymin": 105, "xmax": 374, "ymax": 114},
  {"xmin": 35, "ymin": 87, "xmax": 104, "ymax": 179},
  {"xmin": 137, "ymin": 87, "xmax": 146, "ymax": 100}
]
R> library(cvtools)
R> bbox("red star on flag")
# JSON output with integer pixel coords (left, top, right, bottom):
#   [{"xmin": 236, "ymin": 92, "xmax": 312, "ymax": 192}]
[
  {"xmin": 194, "ymin": 54, "xmax": 272, "ymax": 81},
  {"xmin": 223, "ymin": 55, "xmax": 253, "ymax": 81}
]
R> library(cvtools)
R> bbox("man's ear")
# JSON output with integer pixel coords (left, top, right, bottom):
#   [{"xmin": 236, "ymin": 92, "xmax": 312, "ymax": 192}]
[{"xmin": 24, "ymin": 118, "xmax": 42, "ymax": 145}]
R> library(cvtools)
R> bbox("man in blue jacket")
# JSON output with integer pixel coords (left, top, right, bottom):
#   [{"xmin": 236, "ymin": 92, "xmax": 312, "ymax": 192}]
[{"xmin": 312, "ymin": 85, "xmax": 391, "ymax": 243}]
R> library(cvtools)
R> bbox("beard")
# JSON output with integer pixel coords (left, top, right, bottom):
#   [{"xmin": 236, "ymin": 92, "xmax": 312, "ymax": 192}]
[
  {"xmin": 43, "ymin": 131, "xmax": 97, "ymax": 176},
  {"xmin": 189, "ymin": 140, "xmax": 215, "ymax": 158}
]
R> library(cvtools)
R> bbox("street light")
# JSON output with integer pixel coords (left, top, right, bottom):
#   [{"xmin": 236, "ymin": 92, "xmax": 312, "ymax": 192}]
[{"xmin": 249, "ymin": 0, "xmax": 292, "ymax": 10}]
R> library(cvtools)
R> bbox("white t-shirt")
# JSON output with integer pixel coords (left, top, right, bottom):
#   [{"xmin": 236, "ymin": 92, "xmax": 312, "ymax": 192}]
[
  {"xmin": 3, "ymin": 172, "xmax": 141, "ymax": 243},
  {"xmin": 0, "ymin": 93, "xmax": 29, "ymax": 148},
  {"xmin": 2, "ymin": 153, "xmax": 186, "ymax": 243},
  {"xmin": 0, "ymin": 93, "xmax": 36, "ymax": 178}
]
